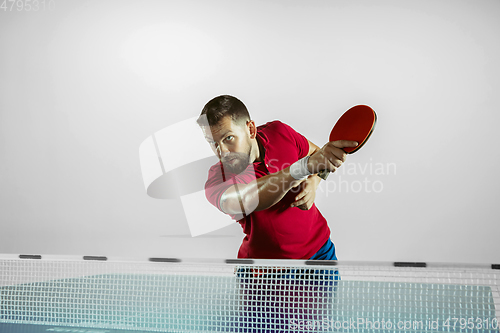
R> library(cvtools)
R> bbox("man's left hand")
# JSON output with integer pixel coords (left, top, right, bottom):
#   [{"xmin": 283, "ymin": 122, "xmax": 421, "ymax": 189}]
[{"xmin": 290, "ymin": 175, "xmax": 321, "ymax": 210}]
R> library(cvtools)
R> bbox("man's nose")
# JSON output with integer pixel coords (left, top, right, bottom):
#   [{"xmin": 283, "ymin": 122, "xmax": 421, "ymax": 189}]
[{"xmin": 217, "ymin": 144, "xmax": 230, "ymax": 157}]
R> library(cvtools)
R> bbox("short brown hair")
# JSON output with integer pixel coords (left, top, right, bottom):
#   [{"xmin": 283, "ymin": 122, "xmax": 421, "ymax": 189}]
[{"xmin": 197, "ymin": 95, "xmax": 250, "ymax": 127}]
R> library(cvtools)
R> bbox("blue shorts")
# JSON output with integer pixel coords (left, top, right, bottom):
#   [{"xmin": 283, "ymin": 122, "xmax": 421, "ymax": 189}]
[
  {"xmin": 309, "ymin": 237, "xmax": 337, "ymax": 260},
  {"xmin": 235, "ymin": 239, "xmax": 340, "ymax": 332}
]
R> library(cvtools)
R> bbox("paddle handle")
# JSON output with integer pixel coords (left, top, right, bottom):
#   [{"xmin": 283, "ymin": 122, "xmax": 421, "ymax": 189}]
[
  {"xmin": 317, "ymin": 146, "xmax": 350, "ymax": 180},
  {"xmin": 318, "ymin": 169, "xmax": 329, "ymax": 180}
]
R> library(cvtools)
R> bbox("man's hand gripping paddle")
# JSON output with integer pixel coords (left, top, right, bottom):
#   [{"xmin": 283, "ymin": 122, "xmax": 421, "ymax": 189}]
[{"xmin": 318, "ymin": 105, "xmax": 377, "ymax": 180}]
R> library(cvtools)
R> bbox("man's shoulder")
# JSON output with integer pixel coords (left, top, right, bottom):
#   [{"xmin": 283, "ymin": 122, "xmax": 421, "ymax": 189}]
[
  {"xmin": 207, "ymin": 161, "xmax": 223, "ymax": 177},
  {"xmin": 258, "ymin": 120, "xmax": 309, "ymax": 158},
  {"xmin": 259, "ymin": 120, "xmax": 284, "ymax": 129},
  {"xmin": 258, "ymin": 120, "xmax": 295, "ymax": 135}
]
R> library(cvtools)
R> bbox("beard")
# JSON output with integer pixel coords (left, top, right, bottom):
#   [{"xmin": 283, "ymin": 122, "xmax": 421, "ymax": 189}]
[{"xmin": 221, "ymin": 141, "xmax": 252, "ymax": 175}]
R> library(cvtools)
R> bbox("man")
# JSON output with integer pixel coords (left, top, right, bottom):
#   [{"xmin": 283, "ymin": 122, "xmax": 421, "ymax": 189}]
[{"xmin": 197, "ymin": 95, "xmax": 357, "ymax": 260}]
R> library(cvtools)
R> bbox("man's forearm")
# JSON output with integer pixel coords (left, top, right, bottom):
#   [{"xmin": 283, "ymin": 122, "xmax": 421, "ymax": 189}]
[
  {"xmin": 221, "ymin": 141, "xmax": 322, "ymax": 215},
  {"xmin": 220, "ymin": 166, "xmax": 304, "ymax": 215}
]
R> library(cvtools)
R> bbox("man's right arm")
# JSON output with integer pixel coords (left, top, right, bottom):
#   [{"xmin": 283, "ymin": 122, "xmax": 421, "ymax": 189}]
[
  {"xmin": 220, "ymin": 166, "xmax": 305, "ymax": 215},
  {"xmin": 219, "ymin": 139, "xmax": 358, "ymax": 216}
]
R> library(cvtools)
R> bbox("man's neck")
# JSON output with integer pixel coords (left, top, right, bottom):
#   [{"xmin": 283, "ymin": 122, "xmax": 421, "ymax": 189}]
[{"xmin": 253, "ymin": 136, "xmax": 265, "ymax": 163}]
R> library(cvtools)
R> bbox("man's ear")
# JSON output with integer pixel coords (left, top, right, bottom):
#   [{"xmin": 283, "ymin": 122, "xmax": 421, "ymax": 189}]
[{"xmin": 246, "ymin": 120, "xmax": 257, "ymax": 139}]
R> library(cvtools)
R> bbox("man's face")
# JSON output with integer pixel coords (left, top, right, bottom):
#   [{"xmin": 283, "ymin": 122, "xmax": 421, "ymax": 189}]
[{"xmin": 202, "ymin": 116, "xmax": 252, "ymax": 174}]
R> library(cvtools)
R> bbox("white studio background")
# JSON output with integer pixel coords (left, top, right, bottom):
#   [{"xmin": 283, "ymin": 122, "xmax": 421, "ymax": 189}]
[{"xmin": 0, "ymin": 0, "xmax": 499, "ymax": 263}]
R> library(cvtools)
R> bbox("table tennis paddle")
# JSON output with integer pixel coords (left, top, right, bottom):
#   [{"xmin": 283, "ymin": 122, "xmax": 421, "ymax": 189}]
[{"xmin": 318, "ymin": 105, "xmax": 377, "ymax": 180}]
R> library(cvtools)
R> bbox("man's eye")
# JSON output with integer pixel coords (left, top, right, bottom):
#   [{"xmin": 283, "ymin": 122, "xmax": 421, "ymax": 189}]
[{"xmin": 225, "ymin": 136, "xmax": 234, "ymax": 142}]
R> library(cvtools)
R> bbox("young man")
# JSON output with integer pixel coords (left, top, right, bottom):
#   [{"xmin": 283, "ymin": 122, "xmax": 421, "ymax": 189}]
[{"xmin": 197, "ymin": 95, "xmax": 357, "ymax": 260}]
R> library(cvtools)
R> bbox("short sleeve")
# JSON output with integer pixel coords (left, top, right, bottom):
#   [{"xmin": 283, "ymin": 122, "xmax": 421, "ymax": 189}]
[
  {"xmin": 204, "ymin": 163, "xmax": 258, "ymax": 220},
  {"xmin": 279, "ymin": 122, "xmax": 310, "ymax": 159}
]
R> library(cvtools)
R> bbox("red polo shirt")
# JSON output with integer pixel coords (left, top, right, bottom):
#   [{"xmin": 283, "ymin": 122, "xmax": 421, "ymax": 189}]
[{"xmin": 204, "ymin": 121, "xmax": 330, "ymax": 259}]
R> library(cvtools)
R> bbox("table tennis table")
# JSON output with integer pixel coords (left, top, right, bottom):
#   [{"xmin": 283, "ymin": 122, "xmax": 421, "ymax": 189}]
[{"xmin": 1, "ymin": 255, "xmax": 499, "ymax": 332}]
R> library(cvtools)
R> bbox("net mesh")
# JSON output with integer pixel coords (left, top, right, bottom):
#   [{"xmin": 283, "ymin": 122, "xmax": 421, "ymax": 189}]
[{"xmin": 1, "ymin": 257, "xmax": 499, "ymax": 332}]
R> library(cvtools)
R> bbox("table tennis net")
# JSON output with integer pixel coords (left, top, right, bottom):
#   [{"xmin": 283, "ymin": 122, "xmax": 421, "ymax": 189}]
[{"xmin": 1, "ymin": 257, "xmax": 499, "ymax": 332}]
